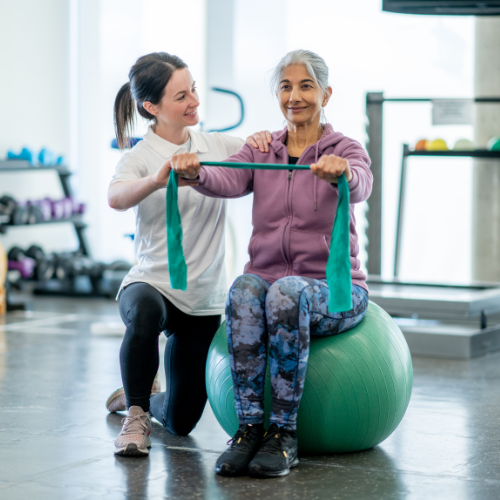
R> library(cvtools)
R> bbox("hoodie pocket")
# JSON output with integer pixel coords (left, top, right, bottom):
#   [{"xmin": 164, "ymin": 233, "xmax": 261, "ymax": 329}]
[
  {"xmin": 248, "ymin": 229, "xmax": 287, "ymax": 273},
  {"xmin": 289, "ymin": 230, "xmax": 330, "ymax": 276}
]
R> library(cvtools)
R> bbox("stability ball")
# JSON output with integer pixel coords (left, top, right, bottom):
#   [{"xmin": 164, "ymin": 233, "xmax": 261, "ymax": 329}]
[{"xmin": 206, "ymin": 301, "xmax": 413, "ymax": 453}]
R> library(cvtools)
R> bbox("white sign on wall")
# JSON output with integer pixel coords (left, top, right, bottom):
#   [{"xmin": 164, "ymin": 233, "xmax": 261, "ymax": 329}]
[{"xmin": 431, "ymin": 99, "xmax": 473, "ymax": 126}]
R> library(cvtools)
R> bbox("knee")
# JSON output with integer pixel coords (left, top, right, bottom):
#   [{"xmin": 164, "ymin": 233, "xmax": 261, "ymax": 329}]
[
  {"xmin": 266, "ymin": 277, "xmax": 302, "ymax": 308},
  {"xmin": 125, "ymin": 295, "xmax": 164, "ymax": 331},
  {"xmin": 227, "ymin": 274, "xmax": 267, "ymax": 308}
]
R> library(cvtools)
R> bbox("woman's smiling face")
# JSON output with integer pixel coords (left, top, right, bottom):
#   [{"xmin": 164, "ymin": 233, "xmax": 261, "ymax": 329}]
[{"xmin": 277, "ymin": 64, "xmax": 328, "ymax": 126}]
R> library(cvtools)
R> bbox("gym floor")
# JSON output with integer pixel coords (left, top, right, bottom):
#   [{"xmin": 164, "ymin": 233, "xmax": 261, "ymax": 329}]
[{"xmin": 0, "ymin": 297, "xmax": 499, "ymax": 500}]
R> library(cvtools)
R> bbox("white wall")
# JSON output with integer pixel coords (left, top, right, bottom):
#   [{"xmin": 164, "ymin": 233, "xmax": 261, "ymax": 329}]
[
  {"xmin": 0, "ymin": 0, "xmax": 80, "ymax": 254},
  {"xmin": 0, "ymin": 0, "xmax": 70, "ymax": 159}
]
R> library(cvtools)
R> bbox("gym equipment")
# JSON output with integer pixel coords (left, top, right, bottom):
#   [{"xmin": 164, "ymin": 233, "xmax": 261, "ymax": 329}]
[
  {"xmin": 487, "ymin": 137, "xmax": 500, "ymax": 151},
  {"xmin": 0, "ymin": 195, "xmax": 28, "ymax": 225},
  {"xmin": 167, "ymin": 163, "xmax": 352, "ymax": 312},
  {"xmin": 366, "ymin": 92, "xmax": 500, "ymax": 358},
  {"xmin": 25, "ymin": 245, "xmax": 55, "ymax": 282},
  {"xmin": 414, "ymin": 139, "xmax": 428, "ymax": 151},
  {"xmin": 38, "ymin": 148, "xmax": 64, "ymax": 166},
  {"xmin": 453, "ymin": 139, "xmax": 475, "ymax": 151},
  {"xmin": 7, "ymin": 147, "xmax": 35, "ymax": 164},
  {"xmin": 427, "ymin": 139, "xmax": 448, "ymax": 151},
  {"xmin": 206, "ymin": 301, "xmax": 413, "ymax": 453},
  {"xmin": 26, "ymin": 204, "xmax": 44, "ymax": 224},
  {"xmin": 7, "ymin": 247, "xmax": 35, "ymax": 279},
  {"xmin": 0, "ymin": 242, "xmax": 6, "ymax": 315}
]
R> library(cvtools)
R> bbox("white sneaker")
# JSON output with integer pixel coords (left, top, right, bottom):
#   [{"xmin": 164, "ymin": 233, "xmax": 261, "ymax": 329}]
[
  {"xmin": 114, "ymin": 406, "xmax": 152, "ymax": 457},
  {"xmin": 106, "ymin": 374, "xmax": 161, "ymax": 413}
]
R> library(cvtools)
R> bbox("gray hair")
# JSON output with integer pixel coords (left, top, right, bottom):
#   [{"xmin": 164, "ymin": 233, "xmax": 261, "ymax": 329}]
[
  {"xmin": 270, "ymin": 49, "xmax": 329, "ymax": 95},
  {"xmin": 270, "ymin": 50, "xmax": 330, "ymax": 122}
]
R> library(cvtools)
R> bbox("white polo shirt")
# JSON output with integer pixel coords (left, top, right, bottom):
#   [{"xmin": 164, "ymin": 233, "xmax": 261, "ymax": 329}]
[{"xmin": 111, "ymin": 126, "xmax": 244, "ymax": 316}]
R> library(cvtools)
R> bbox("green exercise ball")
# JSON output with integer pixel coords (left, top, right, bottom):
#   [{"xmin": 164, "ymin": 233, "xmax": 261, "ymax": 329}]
[{"xmin": 206, "ymin": 301, "xmax": 413, "ymax": 453}]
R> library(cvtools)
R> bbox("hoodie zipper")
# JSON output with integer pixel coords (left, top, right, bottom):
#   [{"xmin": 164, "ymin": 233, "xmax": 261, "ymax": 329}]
[{"xmin": 282, "ymin": 169, "xmax": 293, "ymax": 274}]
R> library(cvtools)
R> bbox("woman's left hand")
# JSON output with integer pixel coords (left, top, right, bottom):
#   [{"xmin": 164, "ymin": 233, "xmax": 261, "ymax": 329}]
[{"xmin": 311, "ymin": 154, "xmax": 352, "ymax": 184}]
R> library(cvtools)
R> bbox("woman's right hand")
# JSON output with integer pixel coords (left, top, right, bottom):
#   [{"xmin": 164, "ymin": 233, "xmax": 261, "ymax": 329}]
[
  {"xmin": 151, "ymin": 159, "xmax": 172, "ymax": 187},
  {"xmin": 171, "ymin": 152, "xmax": 201, "ymax": 180}
]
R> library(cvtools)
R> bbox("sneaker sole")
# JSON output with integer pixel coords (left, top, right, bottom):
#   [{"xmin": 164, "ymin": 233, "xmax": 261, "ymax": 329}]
[
  {"xmin": 249, "ymin": 457, "xmax": 299, "ymax": 478},
  {"xmin": 114, "ymin": 443, "xmax": 151, "ymax": 457},
  {"xmin": 215, "ymin": 464, "xmax": 248, "ymax": 477}
]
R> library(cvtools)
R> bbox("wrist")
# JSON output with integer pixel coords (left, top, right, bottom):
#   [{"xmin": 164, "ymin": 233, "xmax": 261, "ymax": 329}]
[{"xmin": 149, "ymin": 173, "xmax": 165, "ymax": 190}]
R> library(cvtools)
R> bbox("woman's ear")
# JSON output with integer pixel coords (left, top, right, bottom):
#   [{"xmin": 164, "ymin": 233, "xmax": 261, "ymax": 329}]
[
  {"xmin": 324, "ymin": 86, "xmax": 333, "ymax": 104},
  {"xmin": 143, "ymin": 101, "xmax": 157, "ymax": 116}
]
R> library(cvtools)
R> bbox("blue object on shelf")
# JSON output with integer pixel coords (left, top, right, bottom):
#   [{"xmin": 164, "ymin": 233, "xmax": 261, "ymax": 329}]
[
  {"xmin": 7, "ymin": 147, "xmax": 35, "ymax": 164},
  {"xmin": 111, "ymin": 138, "xmax": 143, "ymax": 150},
  {"xmin": 38, "ymin": 148, "xmax": 64, "ymax": 166}
]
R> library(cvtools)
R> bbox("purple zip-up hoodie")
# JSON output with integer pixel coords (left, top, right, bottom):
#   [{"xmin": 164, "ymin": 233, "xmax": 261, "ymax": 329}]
[{"xmin": 194, "ymin": 124, "xmax": 373, "ymax": 292}]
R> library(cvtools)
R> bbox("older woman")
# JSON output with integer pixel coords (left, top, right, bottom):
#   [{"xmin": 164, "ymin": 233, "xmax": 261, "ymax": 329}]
[{"xmin": 172, "ymin": 50, "xmax": 372, "ymax": 478}]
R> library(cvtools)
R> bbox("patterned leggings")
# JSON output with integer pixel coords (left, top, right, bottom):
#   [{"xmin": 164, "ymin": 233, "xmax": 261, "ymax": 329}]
[{"xmin": 226, "ymin": 274, "xmax": 369, "ymax": 430}]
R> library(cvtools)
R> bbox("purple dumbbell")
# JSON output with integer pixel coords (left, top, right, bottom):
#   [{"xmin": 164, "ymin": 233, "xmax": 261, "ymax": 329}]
[
  {"xmin": 76, "ymin": 202, "xmax": 86, "ymax": 215},
  {"xmin": 8, "ymin": 258, "xmax": 35, "ymax": 279},
  {"xmin": 38, "ymin": 199, "xmax": 53, "ymax": 221},
  {"xmin": 62, "ymin": 197, "xmax": 73, "ymax": 219},
  {"xmin": 50, "ymin": 199, "xmax": 65, "ymax": 220}
]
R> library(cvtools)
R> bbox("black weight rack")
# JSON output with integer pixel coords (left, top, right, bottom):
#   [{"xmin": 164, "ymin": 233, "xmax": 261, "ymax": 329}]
[{"xmin": 0, "ymin": 159, "xmax": 103, "ymax": 299}]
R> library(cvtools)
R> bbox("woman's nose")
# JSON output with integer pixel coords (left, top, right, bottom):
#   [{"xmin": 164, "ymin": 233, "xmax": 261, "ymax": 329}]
[
  {"xmin": 289, "ymin": 88, "xmax": 301, "ymax": 102},
  {"xmin": 188, "ymin": 92, "xmax": 200, "ymax": 107}
]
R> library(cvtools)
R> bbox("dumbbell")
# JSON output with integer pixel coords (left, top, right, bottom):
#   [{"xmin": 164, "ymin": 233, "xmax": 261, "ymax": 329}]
[
  {"xmin": 0, "ymin": 196, "xmax": 28, "ymax": 225},
  {"xmin": 25, "ymin": 245, "xmax": 55, "ymax": 282},
  {"xmin": 53, "ymin": 252, "xmax": 75, "ymax": 280},
  {"xmin": 26, "ymin": 203, "xmax": 44, "ymax": 224},
  {"xmin": 7, "ymin": 247, "xmax": 35, "ymax": 279}
]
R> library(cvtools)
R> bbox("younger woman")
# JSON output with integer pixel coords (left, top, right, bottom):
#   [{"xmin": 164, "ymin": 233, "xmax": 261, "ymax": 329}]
[
  {"xmin": 107, "ymin": 52, "xmax": 269, "ymax": 457},
  {"xmin": 172, "ymin": 50, "xmax": 372, "ymax": 478}
]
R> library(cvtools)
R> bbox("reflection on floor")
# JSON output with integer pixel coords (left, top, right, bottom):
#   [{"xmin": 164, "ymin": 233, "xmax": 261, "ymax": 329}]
[{"xmin": 1, "ymin": 297, "xmax": 500, "ymax": 499}]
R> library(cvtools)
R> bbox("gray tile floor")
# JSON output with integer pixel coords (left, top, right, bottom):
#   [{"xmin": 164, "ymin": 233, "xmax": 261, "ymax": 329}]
[{"xmin": 1, "ymin": 297, "xmax": 500, "ymax": 499}]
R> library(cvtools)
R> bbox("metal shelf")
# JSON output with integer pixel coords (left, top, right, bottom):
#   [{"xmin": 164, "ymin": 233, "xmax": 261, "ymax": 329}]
[
  {"xmin": 0, "ymin": 160, "xmax": 89, "ymax": 256},
  {"xmin": 0, "ymin": 216, "xmax": 87, "ymax": 229},
  {"xmin": 0, "ymin": 160, "xmax": 71, "ymax": 176},
  {"xmin": 406, "ymin": 149, "xmax": 500, "ymax": 158}
]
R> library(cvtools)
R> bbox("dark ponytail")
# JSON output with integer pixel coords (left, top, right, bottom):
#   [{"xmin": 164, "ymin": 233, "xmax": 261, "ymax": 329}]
[{"xmin": 114, "ymin": 52, "xmax": 187, "ymax": 150}]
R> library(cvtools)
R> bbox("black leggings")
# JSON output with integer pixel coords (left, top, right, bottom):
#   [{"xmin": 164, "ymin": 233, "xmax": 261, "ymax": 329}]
[{"xmin": 118, "ymin": 282, "xmax": 221, "ymax": 435}]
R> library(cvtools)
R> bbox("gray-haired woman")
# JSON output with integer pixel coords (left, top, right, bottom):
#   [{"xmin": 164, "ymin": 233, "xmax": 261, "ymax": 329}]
[{"xmin": 172, "ymin": 49, "xmax": 372, "ymax": 478}]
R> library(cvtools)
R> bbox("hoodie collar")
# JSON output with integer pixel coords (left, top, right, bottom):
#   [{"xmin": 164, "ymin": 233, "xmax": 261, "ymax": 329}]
[
  {"xmin": 271, "ymin": 123, "xmax": 341, "ymax": 155},
  {"xmin": 143, "ymin": 125, "xmax": 209, "ymax": 158}
]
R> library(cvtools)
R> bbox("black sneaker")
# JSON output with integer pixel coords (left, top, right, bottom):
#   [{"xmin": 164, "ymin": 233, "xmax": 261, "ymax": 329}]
[
  {"xmin": 248, "ymin": 424, "xmax": 299, "ymax": 478},
  {"xmin": 215, "ymin": 424, "xmax": 265, "ymax": 477}
]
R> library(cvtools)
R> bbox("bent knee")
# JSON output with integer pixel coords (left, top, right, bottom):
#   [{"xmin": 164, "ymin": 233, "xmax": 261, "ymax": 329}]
[
  {"xmin": 266, "ymin": 276, "xmax": 303, "ymax": 305},
  {"xmin": 227, "ymin": 274, "xmax": 267, "ymax": 308}
]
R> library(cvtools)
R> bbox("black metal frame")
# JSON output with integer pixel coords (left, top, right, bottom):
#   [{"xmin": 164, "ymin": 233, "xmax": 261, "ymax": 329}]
[
  {"xmin": 0, "ymin": 161, "xmax": 91, "ymax": 256},
  {"xmin": 382, "ymin": 0, "xmax": 500, "ymax": 16},
  {"xmin": 365, "ymin": 93, "xmax": 500, "ymax": 280}
]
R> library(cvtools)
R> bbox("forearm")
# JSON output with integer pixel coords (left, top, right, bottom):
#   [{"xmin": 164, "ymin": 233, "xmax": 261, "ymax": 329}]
[{"xmin": 108, "ymin": 176, "xmax": 163, "ymax": 210}]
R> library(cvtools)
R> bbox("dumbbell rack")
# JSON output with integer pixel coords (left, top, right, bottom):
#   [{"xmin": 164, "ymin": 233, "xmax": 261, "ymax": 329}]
[
  {"xmin": 0, "ymin": 160, "xmax": 98, "ymax": 300},
  {"xmin": 0, "ymin": 160, "xmax": 90, "ymax": 254}
]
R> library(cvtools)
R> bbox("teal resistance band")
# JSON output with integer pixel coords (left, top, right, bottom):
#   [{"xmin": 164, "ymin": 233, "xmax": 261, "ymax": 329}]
[{"xmin": 166, "ymin": 162, "xmax": 352, "ymax": 312}]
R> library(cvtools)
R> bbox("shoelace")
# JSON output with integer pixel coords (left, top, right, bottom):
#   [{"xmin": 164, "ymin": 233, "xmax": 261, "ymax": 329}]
[
  {"xmin": 120, "ymin": 414, "xmax": 149, "ymax": 436},
  {"xmin": 259, "ymin": 425, "xmax": 286, "ymax": 455},
  {"xmin": 227, "ymin": 425, "xmax": 258, "ymax": 452}
]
